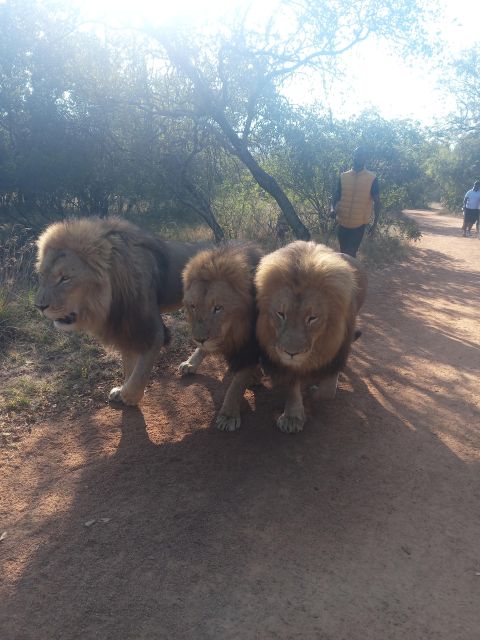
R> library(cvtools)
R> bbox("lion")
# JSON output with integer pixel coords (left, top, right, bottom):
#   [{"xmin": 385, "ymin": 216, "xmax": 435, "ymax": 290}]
[
  {"xmin": 255, "ymin": 240, "xmax": 367, "ymax": 433},
  {"xmin": 35, "ymin": 216, "xmax": 209, "ymax": 405},
  {"xmin": 180, "ymin": 243, "xmax": 263, "ymax": 431}
]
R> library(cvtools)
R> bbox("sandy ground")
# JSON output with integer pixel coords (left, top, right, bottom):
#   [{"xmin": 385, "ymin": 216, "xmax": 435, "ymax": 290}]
[{"xmin": 1, "ymin": 209, "xmax": 479, "ymax": 640}]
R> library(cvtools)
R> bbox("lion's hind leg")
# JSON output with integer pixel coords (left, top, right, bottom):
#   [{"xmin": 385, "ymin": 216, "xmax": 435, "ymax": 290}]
[
  {"xmin": 216, "ymin": 365, "xmax": 256, "ymax": 432},
  {"xmin": 276, "ymin": 379, "xmax": 305, "ymax": 433},
  {"xmin": 179, "ymin": 347, "xmax": 206, "ymax": 376},
  {"xmin": 310, "ymin": 372, "xmax": 339, "ymax": 400}
]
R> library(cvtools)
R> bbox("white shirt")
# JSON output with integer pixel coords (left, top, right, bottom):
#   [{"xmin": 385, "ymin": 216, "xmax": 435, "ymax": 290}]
[{"xmin": 464, "ymin": 189, "xmax": 480, "ymax": 209}]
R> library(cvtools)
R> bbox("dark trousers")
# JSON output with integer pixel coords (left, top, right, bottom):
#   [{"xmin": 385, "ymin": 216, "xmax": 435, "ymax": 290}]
[
  {"xmin": 463, "ymin": 208, "xmax": 479, "ymax": 230},
  {"xmin": 337, "ymin": 224, "xmax": 366, "ymax": 258}
]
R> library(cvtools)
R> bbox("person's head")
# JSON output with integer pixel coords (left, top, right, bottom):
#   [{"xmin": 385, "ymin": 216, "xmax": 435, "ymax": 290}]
[
  {"xmin": 353, "ymin": 147, "xmax": 368, "ymax": 172},
  {"xmin": 473, "ymin": 180, "xmax": 480, "ymax": 191}
]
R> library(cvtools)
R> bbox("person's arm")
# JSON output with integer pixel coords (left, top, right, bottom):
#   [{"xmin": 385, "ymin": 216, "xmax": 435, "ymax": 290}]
[
  {"xmin": 332, "ymin": 178, "xmax": 341, "ymax": 207},
  {"xmin": 369, "ymin": 178, "xmax": 381, "ymax": 234},
  {"xmin": 463, "ymin": 193, "xmax": 468, "ymax": 208},
  {"xmin": 331, "ymin": 178, "xmax": 341, "ymax": 218}
]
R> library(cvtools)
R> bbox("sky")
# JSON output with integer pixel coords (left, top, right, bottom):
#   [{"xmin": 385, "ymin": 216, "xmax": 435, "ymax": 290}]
[
  {"xmin": 70, "ymin": 0, "xmax": 479, "ymax": 126},
  {"xmin": 307, "ymin": 0, "xmax": 480, "ymax": 125}
]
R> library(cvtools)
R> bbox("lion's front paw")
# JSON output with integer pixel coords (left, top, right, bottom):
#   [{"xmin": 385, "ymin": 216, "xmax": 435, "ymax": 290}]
[
  {"xmin": 215, "ymin": 412, "xmax": 241, "ymax": 432},
  {"xmin": 276, "ymin": 413, "xmax": 305, "ymax": 434},
  {"xmin": 108, "ymin": 386, "xmax": 124, "ymax": 403},
  {"xmin": 178, "ymin": 361, "xmax": 197, "ymax": 376},
  {"xmin": 108, "ymin": 385, "xmax": 144, "ymax": 406}
]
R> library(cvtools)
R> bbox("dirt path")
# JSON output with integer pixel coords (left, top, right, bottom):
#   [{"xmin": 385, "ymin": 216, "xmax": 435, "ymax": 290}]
[{"xmin": 1, "ymin": 210, "xmax": 479, "ymax": 640}]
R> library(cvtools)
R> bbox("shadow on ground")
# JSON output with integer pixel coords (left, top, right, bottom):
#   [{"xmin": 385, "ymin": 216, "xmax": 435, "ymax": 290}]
[{"xmin": 1, "ymin": 227, "xmax": 480, "ymax": 640}]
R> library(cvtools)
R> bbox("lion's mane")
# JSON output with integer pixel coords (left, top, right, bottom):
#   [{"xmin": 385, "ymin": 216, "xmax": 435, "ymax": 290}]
[
  {"xmin": 36, "ymin": 217, "xmax": 181, "ymax": 352},
  {"xmin": 182, "ymin": 243, "xmax": 263, "ymax": 371},
  {"xmin": 255, "ymin": 241, "xmax": 367, "ymax": 380}
]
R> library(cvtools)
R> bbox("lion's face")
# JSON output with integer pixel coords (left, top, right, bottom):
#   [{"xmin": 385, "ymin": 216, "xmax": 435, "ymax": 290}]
[
  {"xmin": 262, "ymin": 285, "xmax": 330, "ymax": 369},
  {"xmin": 182, "ymin": 245, "xmax": 261, "ymax": 357},
  {"xmin": 183, "ymin": 279, "xmax": 245, "ymax": 353},
  {"xmin": 256, "ymin": 241, "xmax": 359, "ymax": 374},
  {"xmin": 35, "ymin": 247, "xmax": 111, "ymax": 333}
]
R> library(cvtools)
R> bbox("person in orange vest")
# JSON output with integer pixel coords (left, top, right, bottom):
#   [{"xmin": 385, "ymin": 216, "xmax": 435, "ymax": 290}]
[{"xmin": 332, "ymin": 147, "xmax": 381, "ymax": 257}]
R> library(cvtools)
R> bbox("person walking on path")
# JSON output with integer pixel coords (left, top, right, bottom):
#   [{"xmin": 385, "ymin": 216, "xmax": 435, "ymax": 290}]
[
  {"xmin": 332, "ymin": 147, "xmax": 381, "ymax": 257},
  {"xmin": 462, "ymin": 180, "xmax": 480, "ymax": 237}
]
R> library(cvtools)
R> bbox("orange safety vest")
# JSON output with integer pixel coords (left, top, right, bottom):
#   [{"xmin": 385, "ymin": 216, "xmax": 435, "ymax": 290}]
[{"xmin": 336, "ymin": 169, "xmax": 376, "ymax": 228}]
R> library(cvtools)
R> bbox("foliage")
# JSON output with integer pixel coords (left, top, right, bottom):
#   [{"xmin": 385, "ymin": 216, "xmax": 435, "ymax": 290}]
[
  {"xmin": 0, "ymin": 0, "xmax": 436, "ymax": 238},
  {"xmin": 0, "ymin": 0, "xmax": 437, "ymax": 240},
  {"xmin": 145, "ymin": 0, "xmax": 434, "ymax": 237},
  {"xmin": 0, "ymin": 225, "xmax": 36, "ymax": 347},
  {"xmin": 427, "ymin": 45, "xmax": 480, "ymax": 210},
  {"xmin": 266, "ymin": 108, "xmax": 434, "ymax": 236},
  {"xmin": 425, "ymin": 134, "xmax": 480, "ymax": 211},
  {"xmin": 0, "ymin": 0, "xmax": 222, "ymax": 234},
  {"xmin": 442, "ymin": 46, "xmax": 480, "ymax": 135}
]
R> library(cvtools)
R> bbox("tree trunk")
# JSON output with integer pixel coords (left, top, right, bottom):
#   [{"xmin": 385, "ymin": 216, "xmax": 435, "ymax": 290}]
[
  {"xmin": 217, "ymin": 123, "xmax": 310, "ymax": 241},
  {"xmin": 155, "ymin": 35, "xmax": 311, "ymax": 241},
  {"xmin": 186, "ymin": 198, "xmax": 225, "ymax": 244},
  {"xmin": 172, "ymin": 175, "xmax": 225, "ymax": 243}
]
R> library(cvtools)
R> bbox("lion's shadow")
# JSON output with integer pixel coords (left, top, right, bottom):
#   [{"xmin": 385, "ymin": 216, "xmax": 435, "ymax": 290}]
[
  {"xmin": 4, "ymin": 239, "xmax": 480, "ymax": 638},
  {"xmin": 4, "ymin": 358, "xmax": 477, "ymax": 639}
]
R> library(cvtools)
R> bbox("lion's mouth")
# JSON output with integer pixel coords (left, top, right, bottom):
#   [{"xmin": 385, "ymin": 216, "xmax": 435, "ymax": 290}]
[
  {"xmin": 54, "ymin": 312, "xmax": 77, "ymax": 326},
  {"xmin": 276, "ymin": 347, "xmax": 309, "ymax": 366}
]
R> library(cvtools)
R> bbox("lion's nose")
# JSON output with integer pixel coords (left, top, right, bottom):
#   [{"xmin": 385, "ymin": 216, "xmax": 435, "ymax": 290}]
[
  {"xmin": 284, "ymin": 349, "xmax": 300, "ymax": 357},
  {"xmin": 35, "ymin": 303, "xmax": 49, "ymax": 312}
]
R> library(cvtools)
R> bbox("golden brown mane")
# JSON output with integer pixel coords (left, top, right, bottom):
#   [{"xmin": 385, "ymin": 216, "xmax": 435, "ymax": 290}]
[
  {"xmin": 35, "ymin": 216, "xmax": 208, "ymax": 405},
  {"xmin": 180, "ymin": 243, "xmax": 264, "ymax": 431},
  {"xmin": 254, "ymin": 240, "xmax": 367, "ymax": 432},
  {"xmin": 36, "ymin": 217, "xmax": 170, "ymax": 351},
  {"xmin": 255, "ymin": 241, "xmax": 360, "ymax": 375},
  {"xmin": 183, "ymin": 244, "xmax": 262, "ymax": 360}
]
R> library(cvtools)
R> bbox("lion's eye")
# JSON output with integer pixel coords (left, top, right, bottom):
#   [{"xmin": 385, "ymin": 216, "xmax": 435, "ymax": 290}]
[
  {"xmin": 307, "ymin": 316, "xmax": 318, "ymax": 325},
  {"xmin": 59, "ymin": 275, "xmax": 71, "ymax": 284},
  {"xmin": 213, "ymin": 305, "xmax": 223, "ymax": 314},
  {"xmin": 276, "ymin": 310, "xmax": 285, "ymax": 320}
]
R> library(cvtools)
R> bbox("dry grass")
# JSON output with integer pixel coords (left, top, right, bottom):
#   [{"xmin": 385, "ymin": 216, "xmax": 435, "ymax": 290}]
[
  {"xmin": 0, "ymin": 222, "xmax": 196, "ymax": 448},
  {"xmin": 0, "ymin": 227, "xmax": 36, "ymax": 348},
  {"xmin": 0, "ymin": 295, "xmax": 123, "ymax": 441},
  {"xmin": 0, "ymin": 293, "xmax": 194, "ymax": 449}
]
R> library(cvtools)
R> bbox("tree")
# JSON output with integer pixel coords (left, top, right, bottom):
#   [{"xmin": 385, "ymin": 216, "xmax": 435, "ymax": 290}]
[
  {"xmin": 426, "ymin": 135, "xmax": 480, "ymax": 211},
  {"xmin": 144, "ymin": 0, "xmax": 434, "ymax": 238},
  {"xmin": 266, "ymin": 108, "xmax": 435, "ymax": 234},
  {"xmin": 0, "ymin": 0, "xmax": 437, "ymax": 242},
  {"xmin": 443, "ymin": 47, "xmax": 480, "ymax": 134},
  {"xmin": 0, "ymin": 1, "xmax": 226, "ymax": 236}
]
